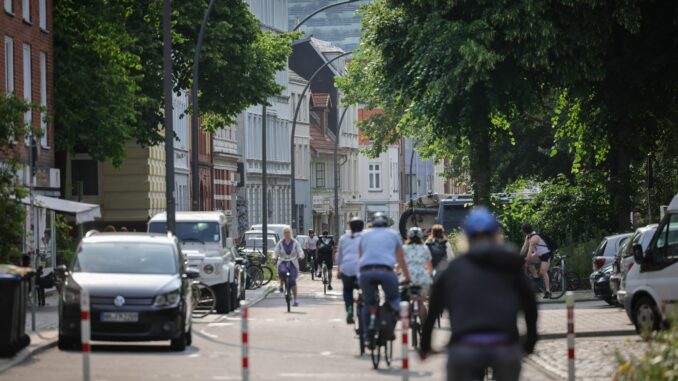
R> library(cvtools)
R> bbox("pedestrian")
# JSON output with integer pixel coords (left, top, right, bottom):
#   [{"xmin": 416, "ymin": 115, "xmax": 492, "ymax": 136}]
[
  {"xmin": 426, "ymin": 224, "xmax": 455, "ymax": 272},
  {"xmin": 420, "ymin": 207, "xmax": 538, "ymax": 381},
  {"xmin": 520, "ymin": 223, "xmax": 553, "ymax": 299},
  {"xmin": 403, "ymin": 227, "xmax": 433, "ymax": 321},
  {"xmin": 358, "ymin": 212, "xmax": 411, "ymax": 346},
  {"xmin": 317, "ymin": 230, "xmax": 335, "ymax": 290},
  {"xmin": 273, "ymin": 227, "xmax": 304, "ymax": 307},
  {"xmin": 304, "ymin": 229, "xmax": 319, "ymax": 274},
  {"xmin": 336, "ymin": 217, "xmax": 364, "ymax": 324}
]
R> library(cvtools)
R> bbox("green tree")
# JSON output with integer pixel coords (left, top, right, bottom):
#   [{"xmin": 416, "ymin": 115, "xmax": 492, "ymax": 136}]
[
  {"xmin": 0, "ymin": 94, "xmax": 33, "ymax": 262},
  {"xmin": 55, "ymin": 0, "xmax": 295, "ymax": 165}
]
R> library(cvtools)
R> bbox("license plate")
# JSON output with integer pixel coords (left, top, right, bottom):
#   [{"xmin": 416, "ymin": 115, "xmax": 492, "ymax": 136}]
[{"xmin": 100, "ymin": 312, "xmax": 139, "ymax": 322}]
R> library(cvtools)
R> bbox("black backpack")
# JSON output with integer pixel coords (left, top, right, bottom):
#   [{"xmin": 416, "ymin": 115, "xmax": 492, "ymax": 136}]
[
  {"xmin": 377, "ymin": 303, "xmax": 399, "ymax": 343},
  {"xmin": 536, "ymin": 231, "xmax": 559, "ymax": 253},
  {"xmin": 317, "ymin": 236, "xmax": 334, "ymax": 254},
  {"xmin": 426, "ymin": 239, "xmax": 448, "ymax": 268}
]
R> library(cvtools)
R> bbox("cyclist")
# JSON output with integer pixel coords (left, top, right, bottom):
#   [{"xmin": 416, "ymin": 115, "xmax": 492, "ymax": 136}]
[
  {"xmin": 336, "ymin": 217, "xmax": 364, "ymax": 324},
  {"xmin": 520, "ymin": 223, "xmax": 552, "ymax": 299},
  {"xmin": 425, "ymin": 224, "xmax": 455, "ymax": 273},
  {"xmin": 358, "ymin": 212, "xmax": 411, "ymax": 345},
  {"xmin": 305, "ymin": 229, "xmax": 319, "ymax": 274},
  {"xmin": 420, "ymin": 207, "xmax": 538, "ymax": 381},
  {"xmin": 403, "ymin": 227, "xmax": 433, "ymax": 321},
  {"xmin": 273, "ymin": 227, "xmax": 304, "ymax": 307},
  {"xmin": 317, "ymin": 230, "xmax": 335, "ymax": 290}
]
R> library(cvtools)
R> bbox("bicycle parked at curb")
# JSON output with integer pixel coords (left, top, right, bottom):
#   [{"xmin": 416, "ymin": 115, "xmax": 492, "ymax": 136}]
[{"xmin": 191, "ymin": 281, "xmax": 216, "ymax": 318}]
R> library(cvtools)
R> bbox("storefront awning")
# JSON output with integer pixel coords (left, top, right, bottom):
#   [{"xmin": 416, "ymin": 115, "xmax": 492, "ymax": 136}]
[{"xmin": 21, "ymin": 195, "xmax": 101, "ymax": 224}]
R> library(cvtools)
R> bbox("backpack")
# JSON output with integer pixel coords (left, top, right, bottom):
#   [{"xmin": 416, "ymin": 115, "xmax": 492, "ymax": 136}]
[
  {"xmin": 377, "ymin": 303, "xmax": 399, "ymax": 343},
  {"xmin": 317, "ymin": 236, "xmax": 334, "ymax": 254},
  {"xmin": 536, "ymin": 231, "xmax": 559, "ymax": 253},
  {"xmin": 426, "ymin": 239, "xmax": 448, "ymax": 268}
]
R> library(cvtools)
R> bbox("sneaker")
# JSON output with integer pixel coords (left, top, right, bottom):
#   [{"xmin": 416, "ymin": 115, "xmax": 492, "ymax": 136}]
[
  {"xmin": 293, "ymin": 301, "xmax": 299, "ymax": 307},
  {"xmin": 543, "ymin": 292, "xmax": 551, "ymax": 299},
  {"xmin": 347, "ymin": 309, "xmax": 354, "ymax": 325},
  {"xmin": 328, "ymin": 285, "xmax": 333, "ymax": 291}
]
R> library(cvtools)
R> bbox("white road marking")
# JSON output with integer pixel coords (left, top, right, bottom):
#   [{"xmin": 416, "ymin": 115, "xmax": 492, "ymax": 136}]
[
  {"xmin": 207, "ymin": 322, "xmax": 234, "ymax": 327},
  {"xmin": 199, "ymin": 329, "xmax": 218, "ymax": 339},
  {"xmin": 321, "ymin": 351, "xmax": 332, "ymax": 356}
]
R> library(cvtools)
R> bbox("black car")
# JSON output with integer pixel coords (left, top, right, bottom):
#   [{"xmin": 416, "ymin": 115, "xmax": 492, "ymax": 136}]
[
  {"xmin": 57, "ymin": 233, "xmax": 199, "ymax": 351},
  {"xmin": 590, "ymin": 263, "xmax": 615, "ymax": 305}
]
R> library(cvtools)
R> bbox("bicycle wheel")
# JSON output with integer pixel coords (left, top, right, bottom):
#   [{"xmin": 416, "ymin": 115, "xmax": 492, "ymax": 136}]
[
  {"xmin": 549, "ymin": 268, "xmax": 566, "ymax": 299},
  {"xmin": 411, "ymin": 314, "xmax": 419, "ymax": 350},
  {"xmin": 370, "ymin": 341, "xmax": 381, "ymax": 369},
  {"xmin": 384, "ymin": 340, "xmax": 393, "ymax": 367},
  {"xmin": 566, "ymin": 271, "xmax": 580, "ymax": 291},
  {"xmin": 285, "ymin": 277, "xmax": 291, "ymax": 313},
  {"xmin": 322, "ymin": 263, "xmax": 328, "ymax": 295},
  {"xmin": 238, "ymin": 268, "xmax": 247, "ymax": 302},
  {"xmin": 260, "ymin": 266, "xmax": 274, "ymax": 286},
  {"xmin": 192, "ymin": 283, "xmax": 216, "ymax": 318},
  {"xmin": 248, "ymin": 266, "xmax": 264, "ymax": 289}
]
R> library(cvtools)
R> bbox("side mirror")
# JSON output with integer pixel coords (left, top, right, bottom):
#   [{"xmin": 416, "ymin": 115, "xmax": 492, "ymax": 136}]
[
  {"xmin": 225, "ymin": 237, "xmax": 234, "ymax": 249},
  {"xmin": 185, "ymin": 268, "xmax": 200, "ymax": 279},
  {"xmin": 632, "ymin": 244, "xmax": 644, "ymax": 264}
]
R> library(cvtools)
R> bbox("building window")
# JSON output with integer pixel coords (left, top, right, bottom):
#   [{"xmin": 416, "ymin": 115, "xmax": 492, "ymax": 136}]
[
  {"xmin": 39, "ymin": 0, "xmax": 46, "ymax": 30},
  {"xmin": 368, "ymin": 163, "xmax": 381, "ymax": 191},
  {"xmin": 39, "ymin": 51, "xmax": 47, "ymax": 147},
  {"xmin": 4, "ymin": 37, "xmax": 13, "ymax": 93},
  {"xmin": 4, "ymin": 0, "xmax": 12, "ymax": 14},
  {"xmin": 315, "ymin": 162, "xmax": 325, "ymax": 188},
  {"xmin": 22, "ymin": 43, "xmax": 31, "ymax": 126},
  {"xmin": 22, "ymin": 0, "xmax": 29, "ymax": 22},
  {"xmin": 71, "ymin": 159, "xmax": 99, "ymax": 196}
]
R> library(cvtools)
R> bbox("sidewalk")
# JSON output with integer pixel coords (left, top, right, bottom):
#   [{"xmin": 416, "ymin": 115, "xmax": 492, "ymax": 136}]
[
  {"xmin": 538, "ymin": 289, "xmax": 598, "ymax": 304},
  {"xmin": 0, "ymin": 285, "xmax": 274, "ymax": 375}
]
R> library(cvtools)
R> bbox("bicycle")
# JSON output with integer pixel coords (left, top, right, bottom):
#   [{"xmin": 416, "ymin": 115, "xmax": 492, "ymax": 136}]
[
  {"xmin": 353, "ymin": 281, "xmax": 366, "ymax": 356},
  {"xmin": 307, "ymin": 250, "xmax": 316, "ymax": 281},
  {"xmin": 320, "ymin": 261, "xmax": 329, "ymax": 294},
  {"xmin": 191, "ymin": 281, "xmax": 216, "ymax": 318},
  {"xmin": 278, "ymin": 256, "xmax": 297, "ymax": 313},
  {"xmin": 527, "ymin": 253, "xmax": 568, "ymax": 299},
  {"xmin": 234, "ymin": 256, "xmax": 248, "ymax": 303},
  {"xmin": 366, "ymin": 304, "xmax": 395, "ymax": 369},
  {"xmin": 401, "ymin": 285, "xmax": 425, "ymax": 350}
]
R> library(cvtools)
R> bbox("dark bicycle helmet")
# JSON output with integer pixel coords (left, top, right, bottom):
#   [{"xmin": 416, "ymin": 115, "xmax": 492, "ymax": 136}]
[
  {"xmin": 348, "ymin": 217, "xmax": 364, "ymax": 233},
  {"xmin": 371, "ymin": 212, "xmax": 389, "ymax": 228}
]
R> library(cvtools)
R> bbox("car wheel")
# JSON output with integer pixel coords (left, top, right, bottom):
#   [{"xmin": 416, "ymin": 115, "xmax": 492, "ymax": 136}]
[
  {"xmin": 170, "ymin": 326, "xmax": 187, "ymax": 351},
  {"xmin": 215, "ymin": 283, "xmax": 230, "ymax": 314},
  {"xmin": 633, "ymin": 296, "xmax": 660, "ymax": 338},
  {"xmin": 230, "ymin": 281, "xmax": 238, "ymax": 311},
  {"xmin": 57, "ymin": 335, "xmax": 79, "ymax": 351},
  {"xmin": 186, "ymin": 326, "xmax": 192, "ymax": 347}
]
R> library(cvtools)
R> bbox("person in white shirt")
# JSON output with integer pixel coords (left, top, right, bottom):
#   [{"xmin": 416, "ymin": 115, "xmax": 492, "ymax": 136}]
[
  {"xmin": 336, "ymin": 217, "xmax": 364, "ymax": 324},
  {"xmin": 304, "ymin": 230, "xmax": 319, "ymax": 274}
]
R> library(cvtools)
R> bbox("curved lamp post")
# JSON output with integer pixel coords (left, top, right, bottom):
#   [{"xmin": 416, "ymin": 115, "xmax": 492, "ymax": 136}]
[
  {"xmin": 290, "ymin": 50, "xmax": 352, "ymax": 232},
  {"xmin": 334, "ymin": 106, "xmax": 349, "ymax": 238},
  {"xmin": 191, "ymin": 0, "xmax": 217, "ymax": 211}
]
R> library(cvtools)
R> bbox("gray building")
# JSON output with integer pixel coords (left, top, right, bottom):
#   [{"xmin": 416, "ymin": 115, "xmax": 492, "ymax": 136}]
[{"xmin": 288, "ymin": 0, "xmax": 368, "ymax": 52}]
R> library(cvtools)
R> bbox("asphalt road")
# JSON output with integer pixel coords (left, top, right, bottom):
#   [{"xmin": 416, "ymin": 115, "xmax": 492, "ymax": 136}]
[{"xmin": 2, "ymin": 274, "xmax": 558, "ymax": 381}]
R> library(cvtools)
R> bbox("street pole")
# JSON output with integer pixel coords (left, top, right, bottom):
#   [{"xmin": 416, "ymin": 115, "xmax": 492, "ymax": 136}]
[
  {"xmin": 334, "ymin": 107, "xmax": 349, "ymax": 239},
  {"xmin": 409, "ymin": 139, "xmax": 417, "ymax": 208},
  {"xmin": 28, "ymin": 135, "xmax": 36, "ymax": 331},
  {"xmin": 261, "ymin": 104, "xmax": 268, "ymax": 256},
  {"xmin": 163, "ymin": 0, "xmax": 176, "ymax": 233},
  {"xmin": 290, "ymin": 51, "xmax": 351, "ymax": 232},
  {"xmin": 292, "ymin": 0, "xmax": 360, "ymax": 31},
  {"xmin": 191, "ymin": 0, "xmax": 217, "ymax": 211}
]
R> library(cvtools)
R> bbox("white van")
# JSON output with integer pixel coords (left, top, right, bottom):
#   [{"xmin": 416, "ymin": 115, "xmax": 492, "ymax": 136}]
[
  {"xmin": 623, "ymin": 193, "xmax": 678, "ymax": 335},
  {"xmin": 250, "ymin": 224, "xmax": 291, "ymax": 241}
]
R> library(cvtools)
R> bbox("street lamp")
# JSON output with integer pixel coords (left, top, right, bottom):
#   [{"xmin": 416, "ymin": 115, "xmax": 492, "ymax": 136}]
[
  {"xmin": 163, "ymin": 0, "xmax": 176, "ymax": 233},
  {"xmin": 334, "ymin": 106, "xmax": 349, "ymax": 238},
  {"xmin": 289, "ymin": 0, "xmax": 361, "ymax": 233}
]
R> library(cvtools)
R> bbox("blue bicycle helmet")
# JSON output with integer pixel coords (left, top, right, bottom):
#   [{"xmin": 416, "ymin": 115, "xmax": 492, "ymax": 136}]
[{"xmin": 463, "ymin": 207, "xmax": 500, "ymax": 236}]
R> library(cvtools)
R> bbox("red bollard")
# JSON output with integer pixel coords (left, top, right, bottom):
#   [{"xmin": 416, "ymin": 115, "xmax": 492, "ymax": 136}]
[
  {"xmin": 400, "ymin": 301, "xmax": 409, "ymax": 381},
  {"xmin": 80, "ymin": 287, "xmax": 91, "ymax": 381},
  {"xmin": 566, "ymin": 291, "xmax": 575, "ymax": 381},
  {"xmin": 241, "ymin": 300, "xmax": 249, "ymax": 381}
]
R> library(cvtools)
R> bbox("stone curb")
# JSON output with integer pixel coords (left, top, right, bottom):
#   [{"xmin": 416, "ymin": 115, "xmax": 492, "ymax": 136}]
[{"xmin": 0, "ymin": 333, "xmax": 58, "ymax": 375}]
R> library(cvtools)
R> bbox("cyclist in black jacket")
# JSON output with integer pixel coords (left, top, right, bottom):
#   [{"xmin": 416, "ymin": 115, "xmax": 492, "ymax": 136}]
[{"xmin": 420, "ymin": 207, "xmax": 538, "ymax": 381}]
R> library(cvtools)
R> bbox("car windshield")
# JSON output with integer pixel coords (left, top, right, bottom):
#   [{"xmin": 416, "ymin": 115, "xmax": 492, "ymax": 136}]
[
  {"xmin": 593, "ymin": 239, "xmax": 607, "ymax": 257},
  {"xmin": 441, "ymin": 204, "xmax": 470, "ymax": 232},
  {"xmin": 242, "ymin": 235, "xmax": 276, "ymax": 249},
  {"xmin": 149, "ymin": 222, "xmax": 220, "ymax": 243},
  {"xmin": 73, "ymin": 243, "xmax": 177, "ymax": 274}
]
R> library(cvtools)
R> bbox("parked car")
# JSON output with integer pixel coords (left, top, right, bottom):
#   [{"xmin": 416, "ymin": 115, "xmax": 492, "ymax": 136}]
[
  {"xmin": 621, "ymin": 192, "xmax": 678, "ymax": 336},
  {"xmin": 613, "ymin": 224, "xmax": 658, "ymax": 306},
  {"xmin": 239, "ymin": 230, "xmax": 278, "ymax": 260},
  {"xmin": 591, "ymin": 233, "xmax": 633, "ymax": 271},
  {"xmin": 590, "ymin": 263, "xmax": 616, "ymax": 305},
  {"xmin": 57, "ymin": 232, "xmax": 198, "ymax": 351},
  {"xmin": 250, "ymin": 224, "xmax": 292, "ymax": 241},
  {"xmin": 148, "ymin": 212, "xmax": 237, "ymax": 314}
]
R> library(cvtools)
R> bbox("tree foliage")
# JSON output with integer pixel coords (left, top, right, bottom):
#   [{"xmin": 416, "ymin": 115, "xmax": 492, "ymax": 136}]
[{"xmin": 55, "ymin": 0, "xmax": 295, "ymax": 166}]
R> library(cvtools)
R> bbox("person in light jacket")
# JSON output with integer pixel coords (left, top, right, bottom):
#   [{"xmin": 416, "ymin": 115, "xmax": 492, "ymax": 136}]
[
  {"xmin": 336, "ymin": 217, "xmax": 364, "ymax": 324},
  {"xmin": 273, "ymin": 227, "xmax": 305, "ymax": 307}
]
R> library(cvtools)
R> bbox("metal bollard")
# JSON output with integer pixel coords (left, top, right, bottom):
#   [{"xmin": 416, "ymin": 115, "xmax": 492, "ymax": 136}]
[
  {"xmin": 565, "ymin": 291, "xmax": 575, "ymax": 381},
  {"xmin": 400, "ymin": 301, "xmax": 409, "ymax": 381},
  {"xmin": 80, "ymin": 287, "xmax": 91, "ymax": 381},
  {"xmin": 241, "ymin": 300, "xmax": 249, "ymax": 381}
]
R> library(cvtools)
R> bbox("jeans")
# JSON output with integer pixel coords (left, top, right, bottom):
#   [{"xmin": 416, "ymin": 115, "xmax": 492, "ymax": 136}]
[
  {"xmin": 340, "ymin": 273, "xmax": 358, "ymax": 312},
  {"xmin": 446, "ymin": 343, "xmax": 522, "ymax": 381},
  {"xmin": 358, "ymin": 269, "xmax": 400, "ymax": 341}
]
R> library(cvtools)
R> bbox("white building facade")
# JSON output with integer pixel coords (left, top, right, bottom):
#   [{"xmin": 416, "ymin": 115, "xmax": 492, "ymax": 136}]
[
  {"xmin": 289, "ymin": 70, "xmax": 312, "ymax": 234},
  {"xmin": 172, "ymin": 91, "xmax": 190, "ymax": 212},
  {"xmin": 358, "ymin": 144, "xmax": 401, "ymax": 225}
]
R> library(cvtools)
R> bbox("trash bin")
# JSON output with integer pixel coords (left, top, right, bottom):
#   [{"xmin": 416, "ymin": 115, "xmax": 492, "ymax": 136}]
[{"xmin": 0, "ymin": 265, "xmax": 33, "ymax": 357}]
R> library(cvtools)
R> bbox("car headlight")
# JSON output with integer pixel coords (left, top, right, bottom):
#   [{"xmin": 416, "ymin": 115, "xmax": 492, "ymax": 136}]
[
  {"xmin": 203, "ymin": 264, "xmax": 215, "ymax": 274},
  {"xmin": 62, "ymin": 287, "xmax": 80, "ymax": 305},
  {"xmin": 154, "ymin": 290, "xmax": 181, "ymax": 308}
]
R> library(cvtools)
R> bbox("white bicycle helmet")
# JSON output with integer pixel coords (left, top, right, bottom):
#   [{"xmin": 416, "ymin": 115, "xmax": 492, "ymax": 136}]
[{"xmin": 407, "ymin": 227, "xmax": 424, "ymax": 240}]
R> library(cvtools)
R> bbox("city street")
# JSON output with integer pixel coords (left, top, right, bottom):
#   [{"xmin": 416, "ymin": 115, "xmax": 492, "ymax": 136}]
[{"xmin": 2, "ymin": 275, "xmax": 570, "ymax": 381}]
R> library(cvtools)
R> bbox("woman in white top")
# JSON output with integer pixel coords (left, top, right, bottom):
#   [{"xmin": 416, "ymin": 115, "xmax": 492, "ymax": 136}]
[
  {"xmin": 336, "ymin": 217, "xmax": 364, "ymax": 324},
  {"xmin": 403, "ymin": 227, "xmax": 433, "ymax": 320},
  {"xmin": 273, "ymin": 227, "xmax": 305, "ymax": 306}
]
